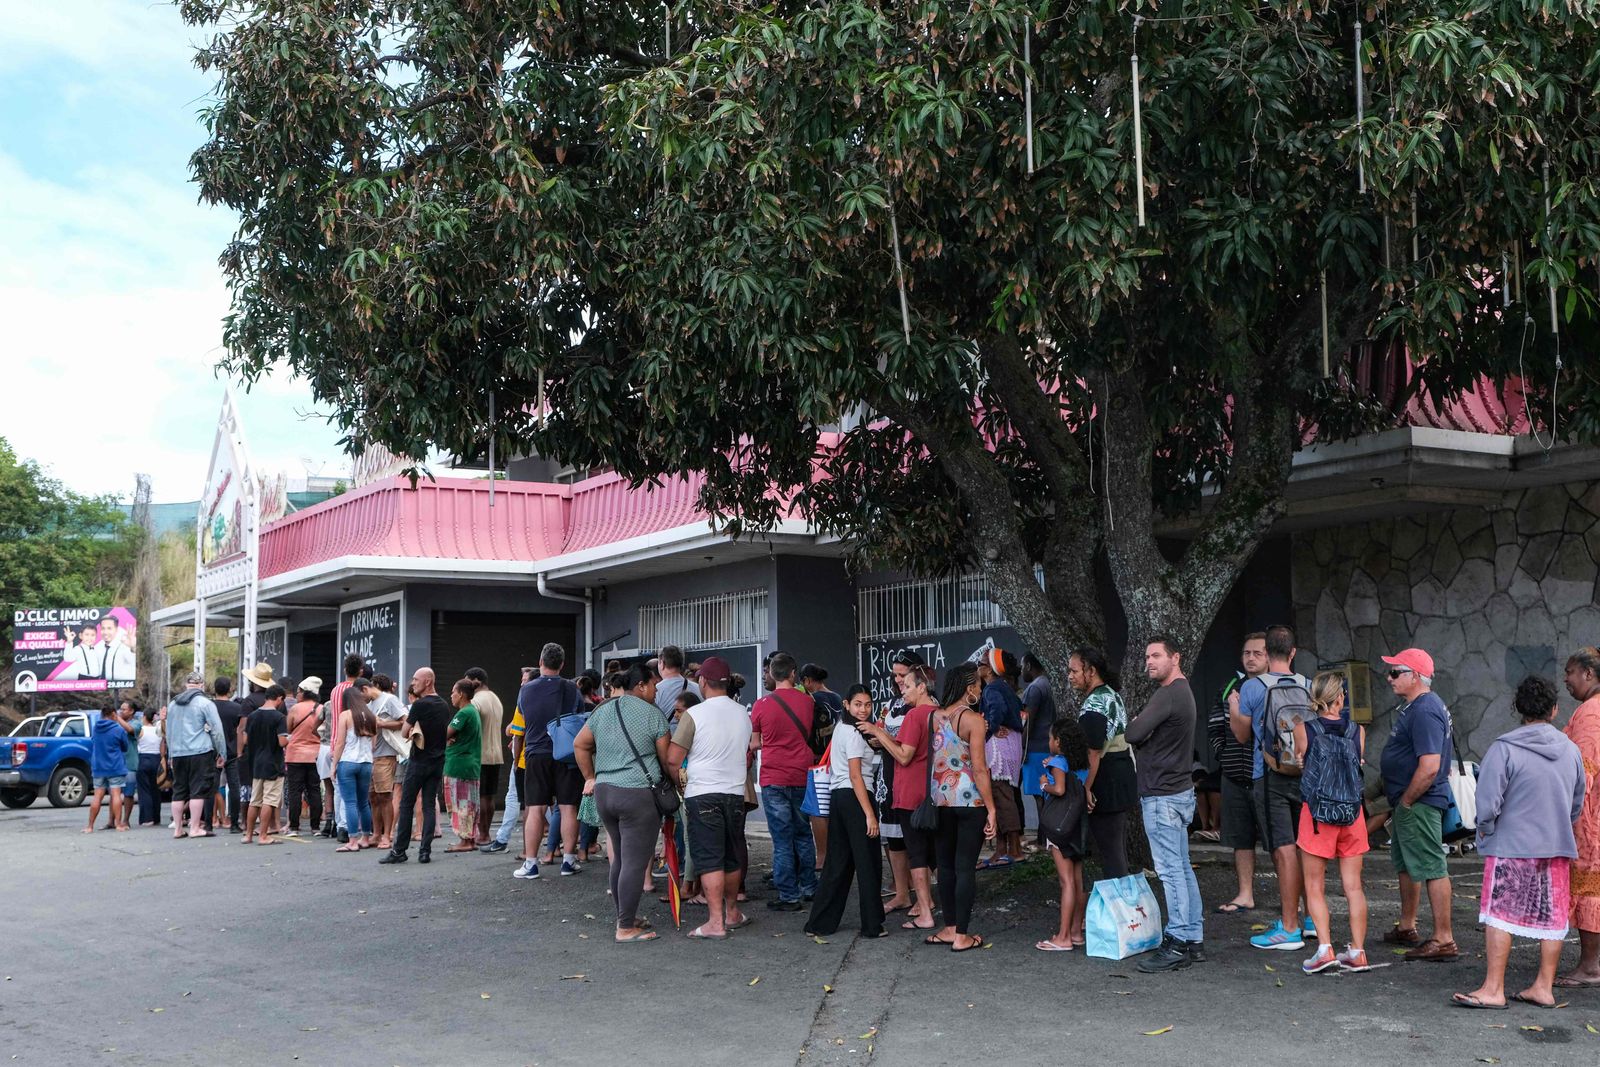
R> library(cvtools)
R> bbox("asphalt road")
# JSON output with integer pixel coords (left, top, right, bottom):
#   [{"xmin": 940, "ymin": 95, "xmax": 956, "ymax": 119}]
[{"xmin": 4, "ymin": 803, "xmax": 1599, "ymax": 1066}]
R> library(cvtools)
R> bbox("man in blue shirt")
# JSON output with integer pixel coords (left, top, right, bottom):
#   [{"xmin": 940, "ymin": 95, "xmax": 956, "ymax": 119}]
[
  {"xmin": 1377, "ymin": 646, "xmax": 1457, "ymax": 962},
  {"xmin": 1229, "ymin": 624, "xmax": 1312, "ymax": 950},
  {"xmin": 84, "ymin": 704, "xmax": 135, "ymax": 833}
]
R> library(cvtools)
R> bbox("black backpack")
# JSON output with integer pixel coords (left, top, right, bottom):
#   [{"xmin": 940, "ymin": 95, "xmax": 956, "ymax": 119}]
[
  {"xmin": 1300, "ymin": 715, "xmax": 1363, "ymax": 827},
  {"xmin": 1039, "ymin": 769, "xmax": 1087, "ymax": 850},
  {"xmin": 1208, "ymin": 675, "xmax": 1254, "ymax": 786}
]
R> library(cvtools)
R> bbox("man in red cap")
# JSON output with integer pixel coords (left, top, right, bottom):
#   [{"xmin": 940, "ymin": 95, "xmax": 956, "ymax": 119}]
[{"xmin": 1376, "ymin": 647, "xmax": 1457, "ymax": 961}]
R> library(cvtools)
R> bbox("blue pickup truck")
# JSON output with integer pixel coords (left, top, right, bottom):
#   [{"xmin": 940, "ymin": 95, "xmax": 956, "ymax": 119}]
[{"xmin": 1, "ymin": 711, "xmax": 106, "ymax": 808}]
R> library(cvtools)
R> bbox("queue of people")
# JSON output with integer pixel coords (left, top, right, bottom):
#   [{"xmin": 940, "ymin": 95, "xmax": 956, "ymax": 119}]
[{"xmin": 102, "ymin": 634, "xmax": 1600, "ymax": 1003}]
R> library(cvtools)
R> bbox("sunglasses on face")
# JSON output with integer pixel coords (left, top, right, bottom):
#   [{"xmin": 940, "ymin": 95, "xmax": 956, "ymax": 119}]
[{"xmin": 1387, "ymin": 668, "xmax": 1413, "ymax": 679}]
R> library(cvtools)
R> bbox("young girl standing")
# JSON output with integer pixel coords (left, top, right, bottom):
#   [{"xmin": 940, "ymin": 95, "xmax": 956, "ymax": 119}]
[
  {"xmin": 1037, "ymin": 717, "xmax": 1088, "ymax": 951},
  {"xmin": 1295, "ymin": 672, "xmax": 1370, "ymax": 974}
]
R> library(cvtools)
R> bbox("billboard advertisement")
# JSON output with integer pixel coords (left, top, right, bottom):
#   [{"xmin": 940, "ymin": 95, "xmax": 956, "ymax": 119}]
[{"xmin": 11, "ymin": 606, "xmax": 139, "ymax": 693}]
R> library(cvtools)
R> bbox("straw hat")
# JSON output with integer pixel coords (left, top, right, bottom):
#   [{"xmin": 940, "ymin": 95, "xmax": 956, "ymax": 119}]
[{"xmin": 244, "ymin": 661, "xmax": 276, "ymax": 689}]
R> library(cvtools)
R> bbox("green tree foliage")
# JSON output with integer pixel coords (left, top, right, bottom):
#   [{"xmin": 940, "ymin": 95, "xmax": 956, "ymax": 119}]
[{"xmin": 186, "ymin": 0, "xmax": 1599, "ymax": 696}]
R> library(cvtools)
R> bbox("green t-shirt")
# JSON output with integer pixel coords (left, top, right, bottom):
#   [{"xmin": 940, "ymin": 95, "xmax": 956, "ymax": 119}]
[
  {"xmin": 589, "ymin": 695, "xmax": 671, "ymax": 789},
  {"xmin": 444, "ymin": 705, "xmax": 482, "ymax": 780}
]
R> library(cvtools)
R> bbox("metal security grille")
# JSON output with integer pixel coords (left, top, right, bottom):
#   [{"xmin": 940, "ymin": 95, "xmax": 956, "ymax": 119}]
[
  {"xmin": 858, "ymin": 572, "xmax": 1014, "ymax": 642},
  {"xmin": 638, "ymin": 588, "xmax": 769, "ymax": 651}
]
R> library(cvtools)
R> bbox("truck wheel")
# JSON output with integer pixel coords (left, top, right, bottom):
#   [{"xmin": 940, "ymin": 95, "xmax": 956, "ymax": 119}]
[
  {"xmin": 0, "ymin": 788, "xmax": 35, "ymax": 809},
  {"xmin": 47, "ymin": 766, "xmax": 89, "ymax": 808}
]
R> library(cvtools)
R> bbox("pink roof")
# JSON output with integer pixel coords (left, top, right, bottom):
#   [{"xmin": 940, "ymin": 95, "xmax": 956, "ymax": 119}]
[
  {"xmin": 259, "ymin": 477, "xmax": 570, "ymax": 580},
  {"xmin": 257, "ymin": 369, "xmax": 1531, "ymax": 581}
]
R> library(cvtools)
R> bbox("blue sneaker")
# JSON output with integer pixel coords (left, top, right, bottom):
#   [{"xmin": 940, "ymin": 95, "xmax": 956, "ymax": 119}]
[
  {"xmin": 560, "ymin": 859, "xmax": 583, "ymax": 876},
  {"xmin": 1251, "ymin": 920, "xmax": 1305, "ymax": 950},
  {"xmin": 513, "ymin": 859, "xmax": 540, "ymax": 879},
  {"xmin": 1301, "ymin": 916, "xmax": 1317, "ymax": 941}
]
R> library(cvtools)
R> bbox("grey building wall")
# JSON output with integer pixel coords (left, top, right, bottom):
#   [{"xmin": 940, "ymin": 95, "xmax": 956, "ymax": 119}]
[
  {"xmin": 771, "ymin": 556, "xmax": 858, "ymax": 683},
  {"xmin": 1292, "ymin": 480, "xmax": 1600, "ymax": 762},
  {"xmin": 402, "ymin": 583, "xmax": 584, "ymax": 675},
  {"xmin": 592, "ymin": 557, "xmax": 777, "ymax": 669}
]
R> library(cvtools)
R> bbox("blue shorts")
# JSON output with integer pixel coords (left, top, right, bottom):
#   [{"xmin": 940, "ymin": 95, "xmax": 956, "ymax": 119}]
[{"xmin": 93, "ymin": 775, "xmax": 127, "ymax": 791}]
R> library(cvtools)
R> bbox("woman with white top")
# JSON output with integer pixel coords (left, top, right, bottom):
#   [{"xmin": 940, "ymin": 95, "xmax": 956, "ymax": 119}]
[
  {"xmin": 331, "ymin": 677, "xmax": 378, "ymax": 851},
  {"xmin": 135, "ymin": 707, "xmax": 164, "ymax": 826},
  {"xmin": 805, "ymin": 685, "xmax": 887, "ymax": 938}
]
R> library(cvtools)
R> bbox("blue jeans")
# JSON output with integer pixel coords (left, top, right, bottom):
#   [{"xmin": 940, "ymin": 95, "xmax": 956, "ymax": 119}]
[
  {"xmin": 1142, "ymin": 791, "xmax": 1203, "ymax": 942},
  {"xmin": 337, "ymin": 761, "xmax": 374, "ymax": 838},
  {"xmin": 493, "ymin": 772, "xmax": 522, "ymax": 845},
  {"xmin": 762, "ymin": 784, "xmax": 817, "ymax": 902},
  {"xmin": 544, "ymin": 803, "xmax": 598, "ymax": 854}
]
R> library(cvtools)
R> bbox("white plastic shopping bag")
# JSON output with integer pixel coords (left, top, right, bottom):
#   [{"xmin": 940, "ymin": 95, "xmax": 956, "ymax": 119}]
[{"xmin": 1086, "ymin": 875, "xmax": 1163, "ymax": 960}]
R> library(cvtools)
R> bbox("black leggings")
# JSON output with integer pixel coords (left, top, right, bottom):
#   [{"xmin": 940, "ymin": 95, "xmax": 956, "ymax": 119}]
[
  {"xmin": 935, "ymin": 807, "xmax": 987, "ymax": 934},
  {"xmin": 284, "ymin": 762, "xmax": 322, "ymax": 831},
  {"xmin": 1088, "ymin": 808, "xmax": 1130, "ymax": 879}
]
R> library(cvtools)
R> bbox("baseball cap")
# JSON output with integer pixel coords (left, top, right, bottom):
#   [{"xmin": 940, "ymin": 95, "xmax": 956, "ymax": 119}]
[
  {"xmin": 1381, "ymin": 648, "xmax": 1435, "ymax": 678},
  {"xmin": 698, "ymin": 656, "xmax": 733, "ymax": 685}
]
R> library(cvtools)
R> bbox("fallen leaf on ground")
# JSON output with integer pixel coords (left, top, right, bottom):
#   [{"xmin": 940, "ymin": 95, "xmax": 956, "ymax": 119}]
[
  {"xmin": 1274, "ymin": 979, "xmax": 1284, "ymax": 988},
  {"xmin": 1477, "ymin": 1057, "xmax": 1500, "ymax": 1064},
  {"xmin": 577, "ymin": 934, "xmax": 589, "ymax": 940},
  {"xmin": 1263, "ymin": 965, "xmax": 1275, "ymax": 972},
  {"xmin": 1554, "ymin": 1002, "xmax": 1569, "ymax": 1009},
  {"xmin": 860, "ymin": 1028, "xmax": 878, "ymax": 1039},
  {"xmin": 300, "ymin": 1027, "xmax": 318, "ymax": 1032},
  {"xmin": 1522, "ymin": 1025, "xmax": 1544, "ymax": 1032},
  {"xmin": 480, "ymin": 993, "xmax": 491, "ymax": 1000},
  {"xmin": 1249, "ymin": 924, "xmax": 1267, "ymax": 932},
  {"xmin": 1586, "ymin": 1022, "xmax": 1599, "ymax": 1034},
  {"xmin": 1111, "ymin": 991, "xmax": 1133, "ymax": 996},
  {"xmin": 1392, "ymin": 948, "xmax": 1410, "ymax": 956},
  {"xmin": 1108, "ymin": 974, "xmax": 1131, "ymax": 979},
  {"xmin": 584, "ymin": 914, "xmax": 596, "ymax": 920},
  {"xmin": 822, "ymin": 985, "xmax": 834, "ymax": 994},
  {"xmin": 749, "ymin": 977, "xmax": 761, "ymax": 986},
  {"xmin": 1484, "ymin": 1023, "xmax": 1506, "ymax": 1029},
  {"xmin": 1143, "ymin": 1026, "xmax": 1173, "ymax": 1036},
  {"xmin": 560, "ymin": 975, "xmax": 587, "ymax": 981},
  {"xmin": 149, "ymin": 1008, "xmax": 163, "ymax": 1014},
  {"xmin": 812, "ymin": 936, "xmax": 829, "ymax": 945},
  {"xmin": 357, "ymin": 909, "xmax": 366, "ymax": 915}
]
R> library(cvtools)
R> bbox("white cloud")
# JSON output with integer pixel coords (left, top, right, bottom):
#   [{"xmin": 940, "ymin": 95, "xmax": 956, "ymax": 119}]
[{"xmin": 0, "ymin": 6, "xmax": 347, "ymax": 504}]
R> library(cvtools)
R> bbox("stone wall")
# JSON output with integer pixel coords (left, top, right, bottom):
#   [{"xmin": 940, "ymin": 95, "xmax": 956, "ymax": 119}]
[{"xmin": 1292, "ymin": 480, "xmax": 1600, "ymax": 761}]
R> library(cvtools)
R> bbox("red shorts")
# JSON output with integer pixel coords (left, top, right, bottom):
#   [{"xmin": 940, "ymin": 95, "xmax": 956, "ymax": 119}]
[{"xmin": 1296, "ymin": 805, "xmax": 1370, "ymax": 860}]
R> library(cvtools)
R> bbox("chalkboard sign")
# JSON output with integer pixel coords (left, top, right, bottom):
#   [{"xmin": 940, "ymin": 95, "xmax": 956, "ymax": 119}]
[
  {"xmin": 859, "ymin": 626, "xmax": 1025, "ymax": 707},
  {"xmin": 253, "ymin": 623, "xmax": 288, "ymax": 681},
  {"xmin": 340, "ymin": 596, "xmax": 403, "ymax": 681}
]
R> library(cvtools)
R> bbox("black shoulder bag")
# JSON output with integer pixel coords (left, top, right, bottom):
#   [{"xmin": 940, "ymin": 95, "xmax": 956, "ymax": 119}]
[
  {"xmin": 616, "ymin": 703, "xmax": 679, "ymax": 817},
  {"xmin": 908, "ymin": 708, "xmax": 947, "ymax": 832}
]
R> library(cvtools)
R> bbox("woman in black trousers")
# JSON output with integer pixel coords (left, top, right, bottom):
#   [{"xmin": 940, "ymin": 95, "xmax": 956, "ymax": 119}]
[
  {"xmin": 806, "ymin": 686, "xmax": 887, "ymax": 938},
  {"xmin": 928, "ymin": 664, "xmax": 997, "ymax": 952},
  {"xmin": 135, "ymin": 708, "xmax": 164, "ymax": 826}
]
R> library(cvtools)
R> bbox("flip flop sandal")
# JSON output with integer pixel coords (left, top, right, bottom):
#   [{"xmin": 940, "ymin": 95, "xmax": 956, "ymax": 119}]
[
  {"xmin": 616, "ymin": 930, "xmax": 659, "ymax": 943},
  {"xmin": 1510, "ymin": 993, "xmax": 1558, "ymax": 1009},
  {"xmin": 1450, "ymin": 993, "xmax": 1508, "ymax": 1010},
  {"xmin": 1035, "ymin": 940, "xmax": 1075, "ymax": 952},
  {"xmin": 1554, "ymin": 975, "xmax": 1600, "ymax": 988},
  {"xmin": 1214, "ymin": 902, "xmax": 1256, "ymax": 914},
  {"xmin": 727, "ymin": 916, "xmax": 755, "ymax": 931},
  {"xmin": 902, "ymin": 920, "xmax": 934, "ymax": 932},
  {"xmin": 975, "ymin": 857, "xmax": 1014, "ymax": 871},
  {"xmin": 686, "ymin": 927, "xmax": 728, "ymax": 940},
  {"xmin": 950, "ymin": 935, "xmax": 984, "ymax": 953},
  {"xmin": 335, "ymin": 844, "xmax": 362, "ymax": 852},
  {"xmin": 923, "ymin": 934, "xmax": 954, "ymax": 946}
]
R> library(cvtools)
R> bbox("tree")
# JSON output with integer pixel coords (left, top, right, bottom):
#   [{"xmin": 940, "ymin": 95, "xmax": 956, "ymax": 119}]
[
  {"xmin": 186, "ymin": 0, "xmax": 1599, "ymax": 713},
  {"xmin": 0, "ymin": 438, "xmax": 139, "ymax": 716}
]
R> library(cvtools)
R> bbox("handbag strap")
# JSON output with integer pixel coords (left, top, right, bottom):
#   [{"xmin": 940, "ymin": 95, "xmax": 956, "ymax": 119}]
[
  {"xmin": 771, "ymin": 689, "xmax": 812, "ymax": 747},
  {"xmin": 611, "ymin": 699, "xmax": 659, "ymax": 786}
]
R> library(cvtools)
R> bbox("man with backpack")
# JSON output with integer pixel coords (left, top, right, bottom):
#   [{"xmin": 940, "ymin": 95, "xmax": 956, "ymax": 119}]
[
  {"xmin": 1208, "ymin": 633, "xmax": 1267, "ymax": 913},
  {"xmin": 751, "ymin": 650, "xmax": 821, "ymax": 910},
  {"xmin": 1230, "ymin": 624, "xmax": 1315, "ymax": 950}
]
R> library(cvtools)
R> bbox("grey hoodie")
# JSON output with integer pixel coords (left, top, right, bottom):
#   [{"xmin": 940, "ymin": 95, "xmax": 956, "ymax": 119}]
[{"xmin": 1474, "ymin": 723, "xmax": 1586, "ymax": 859}]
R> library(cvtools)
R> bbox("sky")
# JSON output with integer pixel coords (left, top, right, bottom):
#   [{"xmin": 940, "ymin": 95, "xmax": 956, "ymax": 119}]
[{"xmin": 0, "ymin": 1, "xmax": 348, "ymax": 503}]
